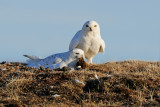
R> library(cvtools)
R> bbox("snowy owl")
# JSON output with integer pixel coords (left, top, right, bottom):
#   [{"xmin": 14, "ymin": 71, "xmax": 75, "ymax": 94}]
[
  {"xmin": 24, "ymin": 49, "xmax": 84, "ymax": 70},
  {"xmin": 69, "ymin": 20, "xmax": 105, "ymax": 63}
]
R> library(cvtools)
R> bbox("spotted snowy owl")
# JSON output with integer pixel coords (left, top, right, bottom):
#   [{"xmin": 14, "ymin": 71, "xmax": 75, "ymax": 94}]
[{"xmin": 24, "ymin": 49, "xmax": 84, "ymax": 69}]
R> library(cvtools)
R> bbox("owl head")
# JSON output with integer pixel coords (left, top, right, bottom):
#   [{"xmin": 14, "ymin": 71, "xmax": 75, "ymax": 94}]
[
  {"xmin": 82, "ymin": 20, "xmax": 100, "ymax": 33},
  {"xmin": 69, "ymin": 48, "xmax": 85, "ymax": 59}
]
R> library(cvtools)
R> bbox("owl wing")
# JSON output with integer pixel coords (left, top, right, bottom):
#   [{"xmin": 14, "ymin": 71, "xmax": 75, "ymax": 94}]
[
  {"xmin": 38, "ymin": 56, "xmax": 63, "ymax": 69},
  {"xmin": 99, "ymin": 39, "xmax": 105, "ymax": 54},
  {"xmin": 69, "ymin": 30, "xmax": 81, "ymax": 50},
  {"xmin": 23, "ymin": 55, "xmax": 42, "ymax": 64},
  {"xmin": 41, "ymin": 54, "xmax": 63, "ymax": 66}
]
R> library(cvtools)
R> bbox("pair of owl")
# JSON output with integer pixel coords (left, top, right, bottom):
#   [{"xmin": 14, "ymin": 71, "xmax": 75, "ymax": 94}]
[{"xmin": 24, "ymin": 20, "xmax": 105, "ymax": 69}]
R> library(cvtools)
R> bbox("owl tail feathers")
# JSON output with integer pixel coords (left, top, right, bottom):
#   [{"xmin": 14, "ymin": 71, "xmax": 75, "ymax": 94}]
[
  {"xmin": 99, "ymin": 47, "xmax": 105, "ymax": 54},
  {"xmin": 99, "ymin": 39, "xmax": 105, "ymax": 54},
  {"xmin": 23, "ymin": 55, "xmax": 42, "ymax": 64}
]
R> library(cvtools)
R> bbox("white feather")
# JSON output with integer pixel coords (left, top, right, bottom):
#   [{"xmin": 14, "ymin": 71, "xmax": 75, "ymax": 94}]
[
  {"xmin": 95, "ymin": 72, "xmax": 99, "ymax": 80},
  {"xmin": 74, "ymin": 79, "xmax": 85, "ymax": 86}
]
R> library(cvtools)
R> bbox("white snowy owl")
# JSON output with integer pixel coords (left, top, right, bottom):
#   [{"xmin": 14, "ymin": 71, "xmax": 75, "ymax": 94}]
[
  {"xmin": 69, "ymin": 20, "xmax": 105, "ymax": 63},
  {"xmin": 24, "ymin": 48, "xmax": 84, "ymax": 70}
]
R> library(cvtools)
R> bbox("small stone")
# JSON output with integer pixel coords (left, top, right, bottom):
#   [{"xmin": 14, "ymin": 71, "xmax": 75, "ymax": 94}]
[
  {"xmin": 2, "ymin": 68, "xmax": 7, "ymax": 71},
  {"xmin": 50, "ymin": 86, "xmax": 54, "ymax": 89},
  {"xmin": 52, "ymin": 94, "xmax": 60, "ymax": 98}
]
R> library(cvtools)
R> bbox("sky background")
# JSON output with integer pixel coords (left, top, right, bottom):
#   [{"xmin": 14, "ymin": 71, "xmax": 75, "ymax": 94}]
[{"xmin": 0, "ymin": 0, "xmax": 160, "ymax": 63}]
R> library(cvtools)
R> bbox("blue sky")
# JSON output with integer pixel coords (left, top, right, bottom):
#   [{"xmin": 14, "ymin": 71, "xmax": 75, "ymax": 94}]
[{"xmin": 0, "ymin": 0, "xmax": 160, "ymax": 63}]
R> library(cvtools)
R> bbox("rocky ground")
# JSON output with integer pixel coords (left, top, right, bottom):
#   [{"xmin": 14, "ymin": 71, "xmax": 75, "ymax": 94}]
[{"xmin": 0, "ymin": 60, "xmax": 160, "ymax": 106}]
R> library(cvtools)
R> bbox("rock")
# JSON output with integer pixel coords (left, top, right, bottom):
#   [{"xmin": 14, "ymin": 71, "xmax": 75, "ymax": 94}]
[
  {"xmin": 76, "ymin": 57, "xmax": 87, "ymax": 69},
  {"xmin": 83, "ymin": 78, "xmax": 105, "ymax": 93},
  {"xmin": 50, "ymin": 86, "xmax": 54, "ymax": 89},
  {"xmin": 52, "ymin": 94, "xmax": 60, "ymax": 98}
]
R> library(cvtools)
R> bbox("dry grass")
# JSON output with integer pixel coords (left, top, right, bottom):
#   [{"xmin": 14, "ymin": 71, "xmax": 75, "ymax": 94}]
[{"xmin": 0, "ymin": 60, "xmax": 160, "ymax": 106}]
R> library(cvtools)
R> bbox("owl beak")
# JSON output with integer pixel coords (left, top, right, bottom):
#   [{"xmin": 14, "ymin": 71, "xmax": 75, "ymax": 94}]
[{"xmin": 89, "ymin": 27, "xmax": 92, "ymax": 31}]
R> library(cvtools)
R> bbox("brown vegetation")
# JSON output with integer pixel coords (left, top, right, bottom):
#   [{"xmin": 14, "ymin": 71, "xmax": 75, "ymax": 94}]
[{"xmin": 0, "ymin": 60, "xmax": 160, "ymax": 106}]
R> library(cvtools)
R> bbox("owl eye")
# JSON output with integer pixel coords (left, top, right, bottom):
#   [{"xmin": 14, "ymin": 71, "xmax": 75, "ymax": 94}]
[
  {"xmin": 75, "ymin": 53, "xmax": 79, "ymax": 55},
  {"xmin": 86, "ymin": 25, "xmax": 89, "ymax": 27},
  {"xmin": 94, "ymin": 25, "xmax": 97, "ymax": 27}
]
